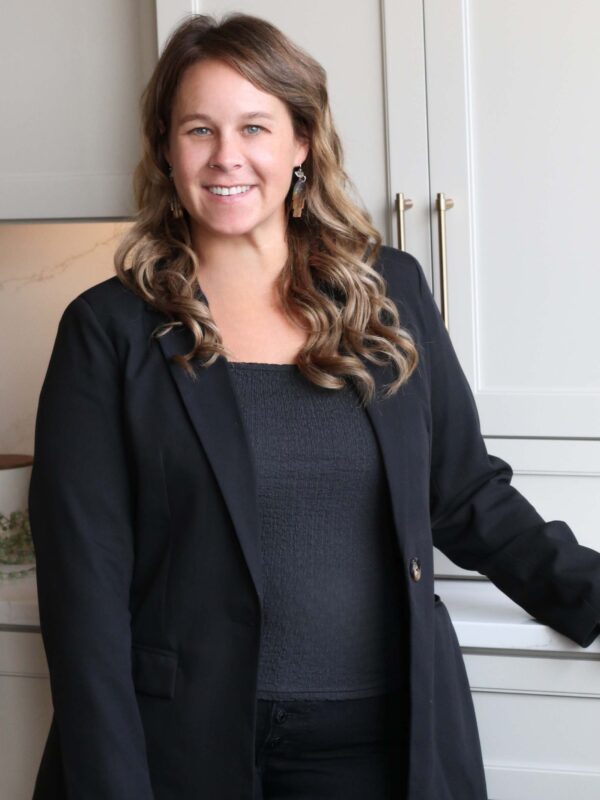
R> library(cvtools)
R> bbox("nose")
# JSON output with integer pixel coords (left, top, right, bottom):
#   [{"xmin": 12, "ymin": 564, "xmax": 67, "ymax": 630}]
[{"xmin": 208, "ymin": 132, "xmax": 243, "ymax": 172}]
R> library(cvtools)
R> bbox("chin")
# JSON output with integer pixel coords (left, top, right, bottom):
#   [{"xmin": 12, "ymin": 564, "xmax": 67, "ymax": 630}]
[
  {"xmin": 194, "ymin": 213, "xmax": 274, "ymax": 237},
  {"xmin": 195, "ymin": 223, "xmax": 259, "ymax": 240}
]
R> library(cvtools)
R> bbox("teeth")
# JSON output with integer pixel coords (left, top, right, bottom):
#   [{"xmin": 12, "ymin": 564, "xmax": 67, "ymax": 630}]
[{"xmin": 207, "ymin": 185, "xmax": 251, "ymax": 196}]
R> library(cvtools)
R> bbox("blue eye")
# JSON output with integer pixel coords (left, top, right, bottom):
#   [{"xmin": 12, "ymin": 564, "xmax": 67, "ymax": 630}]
[{"xmin": 188, "ymin": 124, "xmax": 265, "ymax": 137}]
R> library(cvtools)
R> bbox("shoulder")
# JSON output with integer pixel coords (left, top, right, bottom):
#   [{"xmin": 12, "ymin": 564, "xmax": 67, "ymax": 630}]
[
  {"xmin": 74, "ymin": 274, "xmax": 148, "ymax": 325},
  {"xmin": 373, "ymin": 244, "xmax": 425, "ymax": 296},
  {"xmin": 61, "ymin": 272, "xmax": 156, "ymax": 335},
  {"xmin": 55, "ymin": 274, "xmax": 159, "ymax": 359},
  {"xmin": 372, "ymin": 244, "xmax": 429, "ymax": 319}
]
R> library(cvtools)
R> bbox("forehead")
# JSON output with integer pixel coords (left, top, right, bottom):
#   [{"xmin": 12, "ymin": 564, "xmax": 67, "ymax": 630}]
[{"xmin": 172, "ymin": 58, "xmax": 287, "ymax": 119}]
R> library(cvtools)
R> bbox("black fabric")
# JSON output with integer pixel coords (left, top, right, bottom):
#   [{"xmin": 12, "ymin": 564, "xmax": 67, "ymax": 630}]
[
  {"xmin": 253, "ymin": 689, "xmax": 409, "ymax": 799},
  {"xmin": 28, "ymin": 245, "xmax": 600, "ymax": 800},
  {"xmin": 226, "ymin": 361, "xmax": 407, "ymax": 700}
]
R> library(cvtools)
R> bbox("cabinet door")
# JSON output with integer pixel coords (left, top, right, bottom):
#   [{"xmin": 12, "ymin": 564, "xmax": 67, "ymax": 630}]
[
  {"xmin": 465, "ymin": 651, "xmax": 600, "ymax": 799},
  {"xmin": 0, "ymin": 632, "xmax": 52, "ymax": 800},
  {"xmin": 0, "ymin": 1, "xmax": 157, "ymax": 219},
  {"xmin": 421, "ymin": 0, "xmax": 600, "ymax": 574},
  {"xmin": 156, "ymin": 0, "xmax": 430, "ymax": 250},
  {"xmin": 424, "ymin": 0, "xmax": 600, "ymax": 439}
]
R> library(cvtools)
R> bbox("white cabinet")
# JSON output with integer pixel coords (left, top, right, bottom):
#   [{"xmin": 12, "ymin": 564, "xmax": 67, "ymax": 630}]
[
  {"xmin": 0, "ymin": 630, "xmax": 52, "ymax": 800},
  {"xmin": 0, "ymin": 1, "xmax": 158, "ymax": 219},
  {"xmin": 421, "ymin": 0, "xmax": 600, "ymax": 440},
  {"xmin": 409, "ymin": 0, "xmax": 600, "ymax": 575},
  {"xmin": 440, "ymin": 579, "xmax": 600, "ymax": 799},
  {"xmin": 0, "ymin": 577, "xmax": 50, "ymax": 799},
  {"xmin": 398, "ymin": 10, "xmax": 600, "ymax": 795}
]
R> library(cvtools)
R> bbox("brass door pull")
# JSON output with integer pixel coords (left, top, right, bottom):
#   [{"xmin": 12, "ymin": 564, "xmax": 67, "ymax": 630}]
[
  {"xmin": 435, "ymin": 192, "xmax": 454, "ymax": 329},
  {"xmin": 395, "ymin": 192, "xmax": 413, "ymax": 252}
]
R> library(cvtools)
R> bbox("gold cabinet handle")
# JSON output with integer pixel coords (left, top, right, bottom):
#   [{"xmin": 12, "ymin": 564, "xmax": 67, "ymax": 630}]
[
  {"xmin": 395, "ymin": 192, "xmax": 413, "ymax": 252},
  {"xmin": 435, "ymin": 192, "xmax": 454, "ymax": 329}
]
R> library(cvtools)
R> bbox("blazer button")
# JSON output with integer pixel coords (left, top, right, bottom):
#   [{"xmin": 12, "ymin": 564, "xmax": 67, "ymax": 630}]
[{"xmin": 409, "ymin": 557, "xmax": 422, "ymax": 582}]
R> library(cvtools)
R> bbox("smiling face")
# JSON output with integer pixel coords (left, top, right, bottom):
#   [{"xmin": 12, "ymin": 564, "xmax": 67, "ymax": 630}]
[{"xmin": 165, "ymin": 58, "xmax": 309, "ymax": 246}]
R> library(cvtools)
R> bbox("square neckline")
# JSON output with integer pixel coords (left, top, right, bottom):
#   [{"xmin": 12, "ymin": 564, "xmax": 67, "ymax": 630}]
[{"xmin": 225, "ymin": 360, "xmax": 300, "ymax": 370}]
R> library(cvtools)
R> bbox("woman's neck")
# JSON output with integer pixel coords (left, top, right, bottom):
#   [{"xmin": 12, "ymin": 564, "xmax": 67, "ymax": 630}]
[{"xmin": 192, "ymin": 233, "xmax": 289, "ymax": 307}]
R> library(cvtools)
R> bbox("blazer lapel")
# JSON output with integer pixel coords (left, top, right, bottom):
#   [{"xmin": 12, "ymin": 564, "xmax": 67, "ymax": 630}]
[
  {"xmin": 156, "ymin": 323, "xmax": 264, "ymax": 610},
  {"xmin": 363, "ymin": 359, "xmax": 415, "ymax": 540},
  {"xmin": 155, "ymin": 319, "xmax": 410, "ymax": 614}
]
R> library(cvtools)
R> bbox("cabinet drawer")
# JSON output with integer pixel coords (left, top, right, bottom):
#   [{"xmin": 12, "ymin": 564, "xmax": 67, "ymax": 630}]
[{"xmin": 464, "ymin": 652, "xmax": 600, "ymax": 799}]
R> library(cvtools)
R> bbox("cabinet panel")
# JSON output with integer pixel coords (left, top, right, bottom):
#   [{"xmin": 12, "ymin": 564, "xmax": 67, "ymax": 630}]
[
  {"xmin": 424, "ymin": 0, "xmax": 600, "ymax": 438},
  {"xmin": 454, "ymin": 592, "xmax": 600, "ymax": 799},
  {"xmin": 0, "ymin": 676, "xmax": 52, "ymax": 800},
  {"xmin": 0, "ymin": 633, "xmax": 52, "ymax": 800},
  {"xmin": 0, "ymin": 0, "xmax": 157, "ymax": 219},
  {"xmin": 473, "ymin": 686, "xmax": 600, "ymax": 799}
]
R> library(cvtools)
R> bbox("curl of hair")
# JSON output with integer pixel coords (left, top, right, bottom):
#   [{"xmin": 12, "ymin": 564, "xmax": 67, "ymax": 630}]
[{"xmin": 114, "ymin": 12, "xmax": 419, "ymax": 406}]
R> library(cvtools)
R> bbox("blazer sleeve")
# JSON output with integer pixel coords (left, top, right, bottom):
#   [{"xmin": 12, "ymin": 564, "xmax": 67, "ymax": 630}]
[
  {"xmin": 29, "ymin": 295, "xmax": 155, "ymax": 798},
  {"xmin": 408, "ymin": 253, "xmax": 600, "ymax": 648}
]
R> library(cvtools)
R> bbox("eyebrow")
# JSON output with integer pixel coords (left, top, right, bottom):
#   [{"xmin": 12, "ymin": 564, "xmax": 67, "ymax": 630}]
[{"xmin": 178, "ymin": 111, "xmax": 276, "ymax": 125}]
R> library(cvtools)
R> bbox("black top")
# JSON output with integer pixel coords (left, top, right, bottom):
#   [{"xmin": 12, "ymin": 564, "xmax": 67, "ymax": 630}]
[{"xmin": 226, "ymin": 360, "xmax": 408, "ymax": 700}]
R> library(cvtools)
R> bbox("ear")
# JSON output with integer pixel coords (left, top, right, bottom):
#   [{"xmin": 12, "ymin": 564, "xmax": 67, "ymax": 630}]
[
  {"xmin": 295, "ymin": 136, "xmax": 310, "ymax": 168},
  {"xmin": 159, "ymin": 118, "xmax": 170, "ymax": 167}
]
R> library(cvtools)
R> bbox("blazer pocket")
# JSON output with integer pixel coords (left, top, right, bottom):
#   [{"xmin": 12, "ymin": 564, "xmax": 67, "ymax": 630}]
[{"xmin": 131, "ymin": 642, "xmax": 179, "ymax": 699}]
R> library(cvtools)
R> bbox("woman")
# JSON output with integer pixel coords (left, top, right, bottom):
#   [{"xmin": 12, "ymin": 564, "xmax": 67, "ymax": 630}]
[{"xmin": 29, "ymin": 12, "xmax": 600, "ymax": 800}]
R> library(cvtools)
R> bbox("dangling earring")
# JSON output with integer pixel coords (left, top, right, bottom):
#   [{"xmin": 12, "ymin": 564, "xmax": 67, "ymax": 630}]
[
  {"xmin": 168, "ymin": 165, "xmax": 183, "ymax": 219},
  {"xmin": 291, "ymin": 164, "xmax": 307, "ymax": 218}
]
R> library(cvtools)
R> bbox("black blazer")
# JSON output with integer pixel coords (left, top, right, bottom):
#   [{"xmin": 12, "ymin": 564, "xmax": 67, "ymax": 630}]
[{"xmin": 29, "ymin": 245, "xmax": 600, "ymax": 799}]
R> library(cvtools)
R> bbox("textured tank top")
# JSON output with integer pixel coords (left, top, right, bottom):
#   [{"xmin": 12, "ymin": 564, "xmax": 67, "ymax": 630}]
[{"xmin": 226, "ymin": 360, "xmax": 408, "ymax": 700}]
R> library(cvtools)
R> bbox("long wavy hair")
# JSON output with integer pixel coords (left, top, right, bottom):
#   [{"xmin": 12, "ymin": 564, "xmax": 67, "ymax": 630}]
[{"xmin": 114, "ymin": 12, "xmax": 419, "ymax": 405}]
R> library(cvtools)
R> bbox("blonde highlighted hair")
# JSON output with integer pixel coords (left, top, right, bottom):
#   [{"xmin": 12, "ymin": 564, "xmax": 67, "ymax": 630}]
[{"xmin": 114, "ymin": 12, "xmax": 419, "ymax": 405}]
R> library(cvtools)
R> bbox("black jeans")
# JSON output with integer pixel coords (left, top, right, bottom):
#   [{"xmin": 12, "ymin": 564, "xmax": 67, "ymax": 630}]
[{"xmin": 253, "ymin": 689, "xmax": 409, "ymax": 800}]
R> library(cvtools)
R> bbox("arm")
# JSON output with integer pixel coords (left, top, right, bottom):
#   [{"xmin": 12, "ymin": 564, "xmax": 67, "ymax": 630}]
[
  {"xmin": 29, "ymin": 295, "xmax": 155, "ymax": 798},
  {"xmin": 408, "ymin": 253, "xmax": 600, "ymax": 647}
]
